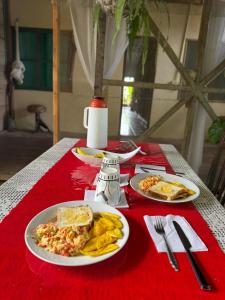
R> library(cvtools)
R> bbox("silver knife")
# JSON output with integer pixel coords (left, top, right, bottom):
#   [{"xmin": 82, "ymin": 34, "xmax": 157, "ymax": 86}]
[
  {"xmin": 140, "ymin": 166, "xmax": 165, "ymax": 173},
  {"xmin": 173, "ymin": 221, "xmax": 212, "ymax": 291}
]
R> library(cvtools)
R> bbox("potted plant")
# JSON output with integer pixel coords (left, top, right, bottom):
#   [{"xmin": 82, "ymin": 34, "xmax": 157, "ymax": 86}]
[{"xmin": 208, "ymin": 117, "xmax": 225, "ymax": 144}]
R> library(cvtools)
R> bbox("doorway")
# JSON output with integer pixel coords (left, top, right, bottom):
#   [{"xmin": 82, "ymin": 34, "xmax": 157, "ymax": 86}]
[{"xmin": 120, "ymin": 37, "xmax": 157, "ymax": 136}]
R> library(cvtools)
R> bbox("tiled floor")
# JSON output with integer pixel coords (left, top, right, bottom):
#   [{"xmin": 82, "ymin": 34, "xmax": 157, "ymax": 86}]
[{"xmin": 0, "ymin": 131, "xmax": 53, "ymax": 182}]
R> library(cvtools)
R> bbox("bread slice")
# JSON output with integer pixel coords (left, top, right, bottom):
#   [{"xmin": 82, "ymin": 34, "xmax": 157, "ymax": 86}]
[
  {"xmin": 147, "ymin": 181, "xmax": 186, "ymax": 200},
  {"xmin": 57, "ymin": 205, "xmax": 93, "ymax": 228}
]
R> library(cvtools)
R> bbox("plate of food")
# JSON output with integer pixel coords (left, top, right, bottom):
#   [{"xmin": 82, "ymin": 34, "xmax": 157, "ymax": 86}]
[
  {"xmin": 71, "ymin": 147, "xmax": 140, "ymax": 166},
  {"xmin": 25, "ymin": 201, "xmax": 129, "ymax": 266},
  {"xmin": 130, "ymin": 173, "xmax": 200, "ymax": 203}
]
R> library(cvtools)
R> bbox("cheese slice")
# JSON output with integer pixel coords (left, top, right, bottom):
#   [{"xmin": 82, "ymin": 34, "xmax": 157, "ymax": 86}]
[
  {"xmin": 57, "ymin": 205, "xmax": 93, "ymax": 227},
  {"xmin": 147, "ymin": 181, "xmax": 186, "ymax": 200}
]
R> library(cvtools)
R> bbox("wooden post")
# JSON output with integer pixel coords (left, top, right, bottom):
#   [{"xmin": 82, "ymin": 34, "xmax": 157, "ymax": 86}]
[
  {"xmin": 181, "ymin": 97, "xmax": 196, "ymax": 156},
  {"xmin": 182, "ymin": 0, "xmax": 212, "ymax": 157},
  {"xmin": 52, "ymin": 0, "xmax": 59, "ymax": 144},
  {"xmin": 196, "ymin": 1, "xmax": 212, "ymax": 82},
  {"xmin": 94, "ymin": 12, "xmax": 106, "ymax": 96},
  {"xmin": 3, "ymin": 0, "xmax": 15, "ymax": 130}
]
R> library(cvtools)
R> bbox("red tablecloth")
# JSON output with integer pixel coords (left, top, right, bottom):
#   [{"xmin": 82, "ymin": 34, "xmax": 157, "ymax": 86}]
[{"xmin": 0, "ymin": 139, "xmax": 225, "ymax": 300}]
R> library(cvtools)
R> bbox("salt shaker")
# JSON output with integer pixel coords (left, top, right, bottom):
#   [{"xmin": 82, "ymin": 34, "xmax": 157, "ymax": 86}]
[
  {"xmin": 94, "ymin": 167, "xmax": 121, "ymax": 207},
  {"xmin": 101, "ymin": 154, "xmax": 120, "ymax": 173}
]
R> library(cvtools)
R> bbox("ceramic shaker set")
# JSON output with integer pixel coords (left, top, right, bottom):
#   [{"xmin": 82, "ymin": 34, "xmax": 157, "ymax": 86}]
[{"xmin": 94, "ymin": 155, "xmax": 121, "ymax": 206}]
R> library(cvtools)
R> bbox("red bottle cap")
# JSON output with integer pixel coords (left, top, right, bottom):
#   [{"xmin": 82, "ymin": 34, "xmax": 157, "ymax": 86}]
[{"xmin": 90, "ymin": 96, "xmax": 107, "ymax": 108}]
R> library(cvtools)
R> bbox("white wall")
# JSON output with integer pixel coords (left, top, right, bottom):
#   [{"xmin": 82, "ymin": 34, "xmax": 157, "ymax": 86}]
[{"xmin": 10, "ymin": 0, "xmax": 225, "ymax": 139}]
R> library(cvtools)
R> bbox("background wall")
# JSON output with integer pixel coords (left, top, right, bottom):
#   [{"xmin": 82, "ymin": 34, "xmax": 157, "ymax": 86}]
[{"xmin": 10, "ymin": 0, "xmax": 225, "ymax": 139}]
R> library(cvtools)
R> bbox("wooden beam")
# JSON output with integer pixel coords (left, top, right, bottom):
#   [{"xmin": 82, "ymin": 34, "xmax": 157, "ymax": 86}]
[
  {"xmin": 201, "ymin": 57, "xmax": 225, "ymax": 86},
  {"xmin": 137, "ymin": 97, "xmax": 191, "ymax": 141},
  {"xmin": 103, "ymin": 79, "xmax": 225, "ymax": 94},
  {"xmin": 135, "ymin": 12, "xmax": 217, "ymax": 141},
  {"xmin": 147, "ymin": 14, "xmax": 217, "ymax": 121},
  {"xmin": 94, "ymin": 12, "xmax": 106, "ymax": 96},
  {"xmin": 52, "ymin": 0, "xmax": 60, "ymax": 144}
]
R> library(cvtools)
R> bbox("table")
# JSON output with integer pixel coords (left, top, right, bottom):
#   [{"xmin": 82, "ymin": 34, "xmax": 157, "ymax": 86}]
[{"xmin": 1, "ymin": 138, "xmax": 225, "ymax": 300}]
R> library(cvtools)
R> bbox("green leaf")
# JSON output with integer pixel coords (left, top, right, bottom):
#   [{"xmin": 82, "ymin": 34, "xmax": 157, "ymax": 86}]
[
  {"xmin": 208, "ymin": 118, "xmax": 225, "ymax": 144},
  {"xmin": 143, "ymin": 10, "xmax": 151, "ymax": 36},
  {"xmin": 92, "ymin": 3, "xmax": 101, "ymax": 29},
  {"xmin": 132, "ymin": 0, "xmax": 144, "ymax": 19},
  {"xmin": 141, "ymin": 10, "xmax": 151, "ymax": 74},
  {"xmin": 113, "ymin": 0, "xmax": 126, "ymax": 43},
  {"xmin": 127, "ymin": 16, "xmax": 140, "ymax": 51}
]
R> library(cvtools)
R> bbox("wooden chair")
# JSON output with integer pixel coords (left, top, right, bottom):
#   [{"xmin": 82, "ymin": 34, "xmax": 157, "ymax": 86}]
[{"xmin": 206, "ymin": 133, "xmax": 225, "ymax": 205}]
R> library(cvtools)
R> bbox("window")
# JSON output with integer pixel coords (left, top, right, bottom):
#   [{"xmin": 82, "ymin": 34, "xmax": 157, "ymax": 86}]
[{"xmin": 13, "ymin": 27, "xmax": 75, "ymax": 92}]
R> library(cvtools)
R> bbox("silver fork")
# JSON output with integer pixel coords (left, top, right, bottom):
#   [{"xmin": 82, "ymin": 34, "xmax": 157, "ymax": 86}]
[
  {"xmin": 128, "ymin": 140, "xmax": 147, "ymax": 155},
  {"xmin": 154, "ymin": 217, "xmax": 179, "ymax": 271}
]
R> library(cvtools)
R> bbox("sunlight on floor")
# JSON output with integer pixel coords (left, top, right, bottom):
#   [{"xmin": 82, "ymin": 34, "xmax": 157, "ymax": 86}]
[{"xmin": 120, "ymin": 107, "xmax": 131, "ymax": 136}]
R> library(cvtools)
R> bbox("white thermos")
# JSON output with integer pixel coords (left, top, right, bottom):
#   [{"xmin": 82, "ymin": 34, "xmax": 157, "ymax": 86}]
[{"xmin": 83, "ymin": 96, "xmax": 108, "ymax": 149}]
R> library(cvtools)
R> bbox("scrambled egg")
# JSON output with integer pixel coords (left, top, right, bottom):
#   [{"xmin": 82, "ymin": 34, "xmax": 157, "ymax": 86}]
[
  {"xmin": 35, "ymin": 223, "xmax": 89, "ymax": 256},
  {"xmin": 138, "ymin": 175, "xmax": 161, "ymax": 192},
  {"xmin": 35, "ymin": 212, "xmax": 123, "ymax": 257}
]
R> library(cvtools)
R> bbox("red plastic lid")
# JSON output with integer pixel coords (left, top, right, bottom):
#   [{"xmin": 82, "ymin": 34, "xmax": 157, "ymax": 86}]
[{"xmin": 90, "ymin": 96, "xmax": 107, "ymax": 108}]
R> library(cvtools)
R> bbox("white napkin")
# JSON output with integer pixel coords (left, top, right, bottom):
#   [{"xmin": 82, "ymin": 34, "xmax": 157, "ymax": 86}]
[
  {"xmin": 84, "ymin": 189, "xmax": 129, "ymax": 208},
  {"xmin": 144, "ymin": 215, "xmax": 208, "ymax": 252},
  {"xmin": 93, "ymin": 173, "xmax": 129, "ymax": 187},
  {"xmin": 135, "ymin": 164, "xmax": 166, "ymax": 174}
]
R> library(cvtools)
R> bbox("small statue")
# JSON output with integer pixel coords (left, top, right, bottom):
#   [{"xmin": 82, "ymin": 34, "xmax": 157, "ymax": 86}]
[{"xmin": 10, "ymin": 19, "xmax": 25, "ymax": 85}]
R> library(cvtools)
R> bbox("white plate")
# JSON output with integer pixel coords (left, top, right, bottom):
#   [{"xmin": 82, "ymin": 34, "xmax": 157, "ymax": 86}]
[
  {"xmin": 130, "ymin": 173, "xmax": 200, "ymax": 203},
  {"xmin": 71, "ymin": 147, "xmax": 140, "ymax": 166},
  {"xmin": 25, "ymin": 201, "xmax": 129, "ymax": 266}
]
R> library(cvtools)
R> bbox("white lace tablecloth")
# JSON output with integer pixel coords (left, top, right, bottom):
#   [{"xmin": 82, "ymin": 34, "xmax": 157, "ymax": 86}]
[{"xmin": 1, "ymin": 138, "xmax": 225, "ymax": 252}]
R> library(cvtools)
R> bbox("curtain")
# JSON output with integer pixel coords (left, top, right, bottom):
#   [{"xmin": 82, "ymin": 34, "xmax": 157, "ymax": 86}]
[
  {"xmin": 187, "ymin": 0, "xmax": 225, "ymax": 173},
  {"xmin": 69, "ymin": 0, "xmax": 128, "ymax": 89}
]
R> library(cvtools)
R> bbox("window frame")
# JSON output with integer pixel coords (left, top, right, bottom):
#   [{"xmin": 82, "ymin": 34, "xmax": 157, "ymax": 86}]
[{"xmin": 13, "ymin": 27, "xmax": 75, "ymax": 93}]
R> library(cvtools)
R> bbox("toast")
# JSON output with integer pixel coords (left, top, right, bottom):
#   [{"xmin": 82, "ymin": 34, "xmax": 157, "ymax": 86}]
[
  {"xmin": 147, "ymin": 181, "xmax": 186, "ymax": 200},
  {"xmin": 57, "ymin": 205, "xmax": 93, "ymax": 228}
]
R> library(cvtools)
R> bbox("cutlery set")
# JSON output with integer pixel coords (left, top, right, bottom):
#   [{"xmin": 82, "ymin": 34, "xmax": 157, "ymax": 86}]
[
  {"xmin": 140, "ymin": 166, "xmax": 165, "ymax": 173},
  {"xmin": 154, "ymin": 217, "xmax": 212, "ymax": 291},
  {"xmin": 141, "ymin": 166, "xmax": 186, "ymax": 177}
]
